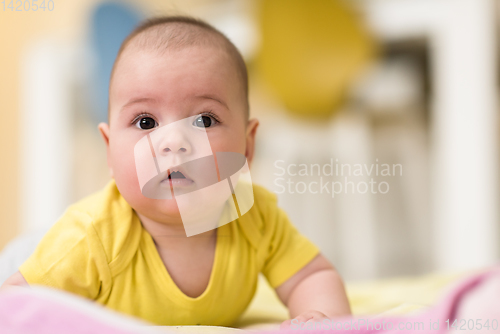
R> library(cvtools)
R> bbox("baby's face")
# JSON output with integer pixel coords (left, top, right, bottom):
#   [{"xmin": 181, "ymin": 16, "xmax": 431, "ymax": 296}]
[{"xmin": 99, "ymin": 45, "xmax": 257, "ymax": 224}]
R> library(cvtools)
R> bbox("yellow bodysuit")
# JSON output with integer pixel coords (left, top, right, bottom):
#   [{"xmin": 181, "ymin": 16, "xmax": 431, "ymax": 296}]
[{"xmin": 19, "ymin": 180, "xmax": 319, "ymax": 326}]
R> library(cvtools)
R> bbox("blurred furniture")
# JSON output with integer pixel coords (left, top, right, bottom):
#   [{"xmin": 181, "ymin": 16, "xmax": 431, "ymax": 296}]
[{"xmin": 365, "ymin": 0, "xmax": 498, "ymax": 272}]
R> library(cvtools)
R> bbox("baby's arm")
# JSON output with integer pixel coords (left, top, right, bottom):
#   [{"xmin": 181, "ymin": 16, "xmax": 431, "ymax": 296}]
[
  {"xmin": 0, "ymin": 271, "xmax": 29, "ymax": 291},
  {"xmin": 275, "ymin": 254, "xmax": 351, "ymax": 329}
]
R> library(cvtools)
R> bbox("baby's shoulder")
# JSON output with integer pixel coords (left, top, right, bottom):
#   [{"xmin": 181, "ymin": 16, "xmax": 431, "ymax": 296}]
[
  {"xmin": 70, "ymin": 180, "xmax": 130, "ymax": 222},
  {"xmin": 242, "ymin": 183, "xmax": 278, "ymax": 226},
  {"xmin": 56, "ymin": 180, "xmax": 139, "ymax": 265},
  {"xmin": 252, "ymin": 183, "xmax": 279, "ymax": 207},
  {"xmin": 235, "ymin": 184, "xmax": 281, "ymax": 245}
]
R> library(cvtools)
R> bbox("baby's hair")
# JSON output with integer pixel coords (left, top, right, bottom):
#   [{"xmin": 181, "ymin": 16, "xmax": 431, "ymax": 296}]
[{"xmin": 109, "ymin": 15, "xmax": 249, "ymax": 120}]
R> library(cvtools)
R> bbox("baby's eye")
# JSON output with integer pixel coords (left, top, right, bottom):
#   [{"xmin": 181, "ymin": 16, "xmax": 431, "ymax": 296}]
[
  {"xmin": 135, "ymin": 117, "xmax": 157, "ymax": 130},
  {"xmin": 193, "ymin": 114, "xmax": 218, "ymax": 128}
]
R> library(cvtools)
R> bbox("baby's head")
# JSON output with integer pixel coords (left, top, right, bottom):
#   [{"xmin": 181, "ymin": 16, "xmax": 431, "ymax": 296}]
[{"xmin": 98, "ymin": 16, "xmax": 258, "ymax": 226}]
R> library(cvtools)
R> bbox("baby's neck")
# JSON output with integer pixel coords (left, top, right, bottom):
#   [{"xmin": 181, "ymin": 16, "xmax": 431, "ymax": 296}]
[{"xmin": 135, "ymin": 211, "xmax": 216, "ymax": 252}]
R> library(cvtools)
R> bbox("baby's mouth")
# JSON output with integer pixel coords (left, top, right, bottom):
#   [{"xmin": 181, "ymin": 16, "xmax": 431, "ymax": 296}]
[
  {"xmin": 161, "ymin": 168, "xmax": 195, "ymax": 188},
  {"xmin": 168, "ymin": 171, "xmax": 186, "ymax": 180}
]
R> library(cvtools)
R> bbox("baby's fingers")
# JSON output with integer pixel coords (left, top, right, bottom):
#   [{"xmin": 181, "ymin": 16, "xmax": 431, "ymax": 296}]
[
  {"xmin": 280, "ymin": 310, "xmax": 329, "ymax": 330},
  {"xmin": 280, "ymin": 319, "xmax": 293, "ymax": 330}
]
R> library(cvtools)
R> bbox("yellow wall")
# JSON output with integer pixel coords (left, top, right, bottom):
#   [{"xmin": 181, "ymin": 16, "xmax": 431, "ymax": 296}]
[{"xmin": 0, "ymin": 0, "xmax": 218, "ymax": 250}]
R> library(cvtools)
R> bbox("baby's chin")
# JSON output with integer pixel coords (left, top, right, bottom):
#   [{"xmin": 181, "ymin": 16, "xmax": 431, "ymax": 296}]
[
  {"xmin": 116, "ymin": 182, "xmax": 180, "ymax": 217},
  {"xmin": 143, "ymin": 199, "xmax": 183, "ymax": 221},
  {"xmin": 127, "ymin": 194, "xmax": 183, "ymax": 223}
]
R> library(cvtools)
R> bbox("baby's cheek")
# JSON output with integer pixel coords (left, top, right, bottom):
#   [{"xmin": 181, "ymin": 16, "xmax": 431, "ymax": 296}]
[
  {"xmin": 114, "ymin": 165, "xmax": 140, "ymax": 194},
  {"xmin": 111, "ymin": 148, "xmax": 141, "ymax": 193},
  {"xmin": 209, "ymin": 134, "xmax": 246, "ymax": 155},
  {"xmin": 113, "ymin": 168, "xmax": 153, "ymax": 216}
]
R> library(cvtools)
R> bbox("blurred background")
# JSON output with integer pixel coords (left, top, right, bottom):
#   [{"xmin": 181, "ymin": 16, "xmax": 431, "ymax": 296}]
[{"xmin": 0, "ymin": 0, "xmax": 499, "ymax": 281}]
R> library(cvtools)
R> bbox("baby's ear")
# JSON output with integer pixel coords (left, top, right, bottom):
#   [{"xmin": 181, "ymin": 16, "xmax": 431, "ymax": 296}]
[
  {"xmin": 98, "ymin": 122, "xmax": 110, "ymax": 146},
  {"xmin": 245, "ymin": 118, "xmax": 259, "ymax": 168},
  {"xmin": 98, "ymin": 123, "xmax": 114, "ymax": 178}
]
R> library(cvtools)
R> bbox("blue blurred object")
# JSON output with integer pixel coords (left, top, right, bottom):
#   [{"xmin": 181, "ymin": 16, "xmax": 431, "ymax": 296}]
[{"xmin": 90, "ymin": 2, "xmax": 142, "ymax": 124}]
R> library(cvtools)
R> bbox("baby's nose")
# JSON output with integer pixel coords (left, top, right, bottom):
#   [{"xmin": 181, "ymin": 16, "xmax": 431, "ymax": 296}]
[
  {"xmin": 163, "ymin": 145, "xmax": 188, "ymax": 153},
  {"xmin": 159, "ymin": 141, "xmax": 191, "ymax": 155},
  {"xmin": 158, "ymin": 134, "xmax": 191, "ymax": 155}
]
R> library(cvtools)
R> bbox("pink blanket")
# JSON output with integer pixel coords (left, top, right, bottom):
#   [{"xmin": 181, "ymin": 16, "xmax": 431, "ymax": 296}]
[
  {"xmin": 0, "ymin": 286, "xmax": 163, "ymax": 334},
  {"xmin": 276, "ymin": 266, "xmax": 500, "ymax": 333},
  {"xmin": 1, "ymin": 266, "xmax": 499, "ymax": 333}
]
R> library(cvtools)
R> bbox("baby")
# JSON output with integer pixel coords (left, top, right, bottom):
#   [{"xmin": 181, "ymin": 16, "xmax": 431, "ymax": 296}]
[{"xmin": 1, "ymin": 16, "xmax": 351, "ymax": 328}]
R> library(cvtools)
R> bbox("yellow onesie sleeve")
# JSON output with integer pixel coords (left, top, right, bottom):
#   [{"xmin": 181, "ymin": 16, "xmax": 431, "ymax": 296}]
[
  {"xmin": 19, "ymin": 208, "xmax": 112, "ymax": 300},
  {"xmin": 260, "ymin": 202, "xmax": 320, "ymax": 289}
]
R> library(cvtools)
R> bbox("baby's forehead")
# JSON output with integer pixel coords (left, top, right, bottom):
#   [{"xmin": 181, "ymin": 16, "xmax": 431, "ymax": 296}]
[
  {"xmin": 112, "ymin": 44, "xmax": 240, "ymax": 98},
  {"xmin": 109, "ymin": 47, "xmax": 242, "ymax": 115}
]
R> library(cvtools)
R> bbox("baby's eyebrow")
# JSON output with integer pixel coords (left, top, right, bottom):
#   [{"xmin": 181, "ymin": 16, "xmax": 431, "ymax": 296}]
[
  {"xmin": 196, "ymin": 94, "xmax": 228, "ymax": 110},
  {"xmin": 121, "ymin": 97, "xmax": 157, "ymax": 112}
]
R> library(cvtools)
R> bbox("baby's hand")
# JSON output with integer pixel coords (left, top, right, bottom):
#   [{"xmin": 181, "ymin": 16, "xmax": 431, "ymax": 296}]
[{"xmin": 280, "ymin": 310, "xmax": 330, "ymax": 330}]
